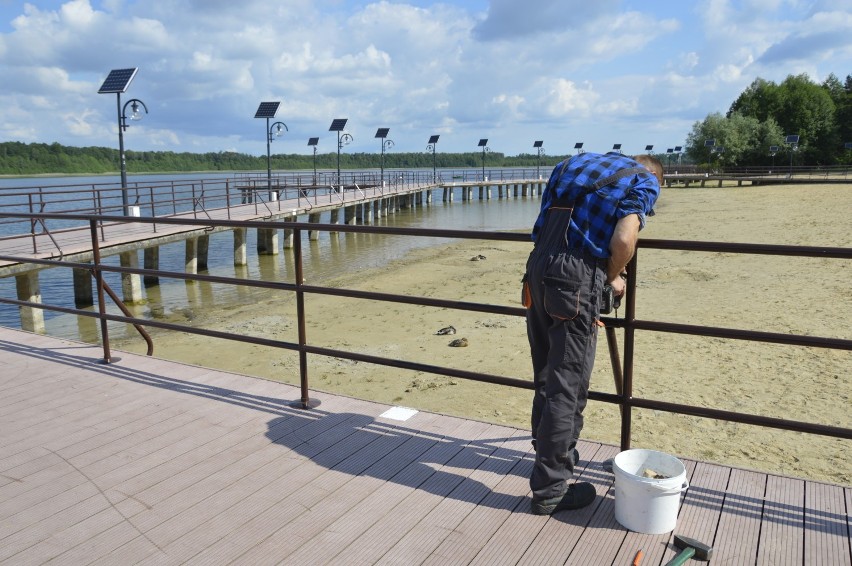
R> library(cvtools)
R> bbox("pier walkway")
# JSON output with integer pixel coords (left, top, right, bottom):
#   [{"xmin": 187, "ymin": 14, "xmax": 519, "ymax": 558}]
[{"xmin": 2, "ymin": 327, "xmax": 850, "ymax": 565}]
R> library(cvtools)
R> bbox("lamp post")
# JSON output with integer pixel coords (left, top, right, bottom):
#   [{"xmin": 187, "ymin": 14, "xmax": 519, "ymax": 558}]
[
  {"xmin": 308, "ymin": 137, "xmax": 319, "ymax": 184},
  {"xmin": 666, "ymin": 148, "xmax": 673, "ymax": 171},
  {"xmin": 534, "ymin": 140, "xmax": 544, "ymax": 179},
  {"xmin": 645, "ymin": 144, "xmax": 654, "ymax": 154},
  {"xmin": 375, "ymin": 128, "xmax": 393, "ymax": 187},
  {"xmin": 674, "ymin": 146, "xmax": 682, "ymax": 172},
  {"xmin": 478, "ymin": 139, "xmax": 490, "ymax": 181},
  {"xmin": 704, "ymin": 139, "xmax": 715, "ymax": 173},
  {"xmin": 98, "ymin": 68, "xmax": 148, "ymax": 216},
  {"xmin": 574, "ymin": 142, "xmax": 584, "ymax": 155},
  {"xmin": 785, "ymin": 134, "xmax": 799, "ymax": 178},
  {"xmin": 254, "ymin": 101, "xmax": 283, "ymax": 198},
  {"xmin": 612, "ymin": 143, "xmax": 622, "ymax": 154},
  {"xmin": 329, "ymin": 119, "xmax": 351, "ymax": 189},
  {"xmin": 427, "ymin": 135, "xmax": 439, "ymax": 183},
  {"xmin": 769, "ymin": 145, "xmax": 779, "ymax": 172},
  {"xmin": 266, "ymin": 121, "xmax": 288, "ymax": 197}
]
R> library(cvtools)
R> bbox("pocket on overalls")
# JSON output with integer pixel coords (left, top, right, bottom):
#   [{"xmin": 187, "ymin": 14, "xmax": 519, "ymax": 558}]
[{"xmin": 541, "ymin": 274, "xmax": 581, "ymax": 320}]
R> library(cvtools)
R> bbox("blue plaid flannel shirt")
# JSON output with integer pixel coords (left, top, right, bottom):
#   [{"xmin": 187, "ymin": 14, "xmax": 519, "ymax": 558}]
[{"xmin": 531, "ymin": 152, "xmax": 660, "ymax": 258}]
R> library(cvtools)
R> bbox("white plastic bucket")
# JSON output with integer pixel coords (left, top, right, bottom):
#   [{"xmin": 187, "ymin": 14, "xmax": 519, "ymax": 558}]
[{"xmin": 613, "ymin": 449, "xmax": 688, "ymax": 534}]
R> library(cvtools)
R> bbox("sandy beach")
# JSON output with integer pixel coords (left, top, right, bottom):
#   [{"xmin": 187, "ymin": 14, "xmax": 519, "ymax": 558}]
[{"xmin": 115, "ymin": 182, "xmax": 851, "ymax": 486}]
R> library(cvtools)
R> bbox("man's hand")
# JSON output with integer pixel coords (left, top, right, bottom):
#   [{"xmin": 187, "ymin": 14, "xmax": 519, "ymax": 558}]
[{"xmin": 607, "ymin": 214, "xmax": 641, "ymax": 296}]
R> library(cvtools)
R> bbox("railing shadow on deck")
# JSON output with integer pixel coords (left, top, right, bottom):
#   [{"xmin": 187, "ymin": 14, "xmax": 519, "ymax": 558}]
[{"xmin": 0, "ymin": 212, "xmax": 850, "ymax": 498}]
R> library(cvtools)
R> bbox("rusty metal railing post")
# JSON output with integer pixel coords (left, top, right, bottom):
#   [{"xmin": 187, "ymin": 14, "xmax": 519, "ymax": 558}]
[
  {"xmin": 620, "ymin": 253, "xmax": 640, "ymax": 451},
  {"xmin": 293, "ymin": 227, "xmax": 317, "ymax": 408},
  {"xmin": 89, "ymin": 218, "xmax": 113, "ymax": 363}
]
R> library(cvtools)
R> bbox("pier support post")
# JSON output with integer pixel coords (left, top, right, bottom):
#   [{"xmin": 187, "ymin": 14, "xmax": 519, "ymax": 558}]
[
  {"xmin": 283, "ymin": 217, "xmax": 294, "ymax": 249},
  {"xmin": 234, "ymin": 228, "xmax": 248, "ymax": 265},
  {"xmin": 308, "ymin": 213, "xmax": 321, "ymax": 241},
  {"xmin": 119, "ymin": 251, "xmax": 143, "ymax": 304},
  {"xmin": 16, "ymin": 271, "xmax": 44, "ymax": 333},
  {"xmin": 198, "ymin": 234, "xmax": 209, "ymax": 271},
  {"xmin": 257, "ymin": 228, "xmax": 279, "ymax": 255},
  {"xmin": 344, "ymin": 206, "xmax": 357, "ymax": 225},
  {"xmin": 73, "ymin": 267, "xmax": 94, "ymax": 307},
  {"xmin": 330, "ymin": 209, "xmax": 340, "ymax": 235},
  {"xmin": 143, "ymin": 247, "xmax": 160, "ymax": 286},
  {"xmin": 186, "ymin": 237, "xmax": 198, "ymax": 274}
]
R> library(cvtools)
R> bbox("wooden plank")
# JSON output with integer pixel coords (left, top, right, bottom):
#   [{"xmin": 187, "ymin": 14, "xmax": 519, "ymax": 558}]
[
  {"xmin": 321, "ymin": 421, "xmax": 499, "ymax": 565},
  {"xmin": 758, "ymin": 474, "xmax": 805, "ymax": 565},
  {"xmin": 708, "ymin": 467, "xmax": 766, "ymax": 564},
  {"xmin": 279, "ymin": 416, "xmax": 483, "ymax": 566},
  {"xmin": 659, "ymin": 461, "xmax": 729, "ymax": 563},
  {"xmin": 374, "ymin": 428, "xmax": 528, "ymax": 565},
  {"xmin": 804, "ymin": 481, "xmax": 852, "ymax": 566}
]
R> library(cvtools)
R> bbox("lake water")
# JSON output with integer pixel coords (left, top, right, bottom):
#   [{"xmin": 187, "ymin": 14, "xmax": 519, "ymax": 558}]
[{"xmin": 0, "ymin": 170, "xmax": 545, "ymax": 340}]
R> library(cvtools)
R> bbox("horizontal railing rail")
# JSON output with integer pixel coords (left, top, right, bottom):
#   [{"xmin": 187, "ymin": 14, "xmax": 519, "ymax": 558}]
[{"xmin": 0, "ymin": 211, "xmax": 850, "ymax": 456}]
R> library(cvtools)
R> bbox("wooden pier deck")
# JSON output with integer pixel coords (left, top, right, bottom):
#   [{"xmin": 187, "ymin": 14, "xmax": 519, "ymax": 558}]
[{"xmin": 1, "ymin": 327, "xmax": 850, "ymax": 565}]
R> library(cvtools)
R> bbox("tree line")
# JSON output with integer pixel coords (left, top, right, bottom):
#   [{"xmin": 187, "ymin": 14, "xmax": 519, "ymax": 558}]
[
  {"xmin": 0, "ymin": 141, "xmax": 565, "ymax": 176},
  {"xmin": 685, "ymin": 73, "xmax": 852, "ymax": 168}
]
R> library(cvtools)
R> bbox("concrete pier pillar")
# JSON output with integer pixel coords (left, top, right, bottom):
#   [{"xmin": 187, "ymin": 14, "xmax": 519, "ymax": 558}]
[
  {"xmin": 427, "ymin": 189, "xmax": 433, "ymax": 204},
  {"xmin": 186, "ymin": 238, "xmax": 198, "ymax": 274},
  {"xmin": 73, "ymin": 267, "xmax": 94, "ymax": 308},
  {"xmin": 16, "ymin": 271, "xmax": 44, "ymax": 333},
  {"xmin": 308, "ymin": 213, "xmax": 321, "ymax": 241},
  {"xmin": 283, "ymin": 217, "xmax": 294, "ymax": 249},
  {"xmin": 234, "ymin": 228, "xmax": 248, "ymax": 265},
  {"xmin": 344, "ymin": 206, "xmax": 357, "ymax": 225},
  {"xmin": 143, "ymin": 247, "xmax": 160, "ymax": 286},
  {"xmin": 119, "ymin": 251, "xmax": 143, "ymax": 304},
  {"xmin": 257, "ymin": 228, "xmax": 279, "ymax": 255},
  {"xmin": 486, "ymin": 185, "xmax": 491, "ymax": 200},
  {"xmin": 330, "ymin": 209, "xmax": 340, "ymax": 234},
  {"xmin": 198, "ymin": 234, "xmax": 209, "ymax": 271}
]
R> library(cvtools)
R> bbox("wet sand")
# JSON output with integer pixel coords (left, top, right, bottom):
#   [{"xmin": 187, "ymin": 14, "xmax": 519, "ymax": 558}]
[{"xmin": 115, "ymin": 182, "xmax": 852, "ymax": 485}]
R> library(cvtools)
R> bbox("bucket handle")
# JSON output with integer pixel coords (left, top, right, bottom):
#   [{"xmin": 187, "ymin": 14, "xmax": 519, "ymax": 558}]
[{"xmin": 647, "ymin": 478, "xmax": 689, "ymax": 494}]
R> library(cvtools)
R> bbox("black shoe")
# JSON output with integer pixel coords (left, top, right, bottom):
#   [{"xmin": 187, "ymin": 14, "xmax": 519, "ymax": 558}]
[{"xmin": 531, "ymin": 482, "xmax": 596, "ymax": 515}]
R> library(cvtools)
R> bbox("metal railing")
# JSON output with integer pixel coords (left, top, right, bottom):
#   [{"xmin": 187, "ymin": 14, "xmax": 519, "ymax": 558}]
[{"xmin": 0, "ymin": 211, "xmax": 850, "ymax": 453}]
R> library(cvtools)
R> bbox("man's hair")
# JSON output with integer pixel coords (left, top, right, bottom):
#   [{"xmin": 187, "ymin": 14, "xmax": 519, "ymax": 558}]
[{"xmin": 632, "ymin": 154, "xmax": 664, "ymax": 185}]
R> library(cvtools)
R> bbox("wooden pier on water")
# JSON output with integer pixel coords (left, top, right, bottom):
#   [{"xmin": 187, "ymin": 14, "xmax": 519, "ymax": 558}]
[
  {"xmin": 1, "ymin": 327, "xmax": 850, "ymax": 565},
  {"xmin": 0, "ymin": 178, "xmax": 546, "ymax": 332}
]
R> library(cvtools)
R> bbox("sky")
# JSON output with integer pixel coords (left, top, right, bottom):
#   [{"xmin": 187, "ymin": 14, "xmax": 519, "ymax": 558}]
[{"xmin": 0, "ymin": 0, "xmax": 850, "ymax": 159}]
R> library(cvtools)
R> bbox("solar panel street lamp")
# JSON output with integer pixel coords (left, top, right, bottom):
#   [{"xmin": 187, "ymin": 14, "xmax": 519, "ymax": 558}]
[
  {"xmin": 674, "ymin": 145, "xmax": 682, "ymax": 169},
  {"xmin": 478, "ymin": 139, "xmax": 490, "ymax": 182},
  {"xmin": 666, "ymin": 148, "xmax": 673, "ymax": 169},
  {"xmin": 308, "ymin": 137, "xmax": 319, "ymax": 184},
  {"xmin": 612, "ymin": 143, "xmax": 622, "ymax": 154},
  {"xmin": 574, "ymin": 142, "xmax": 584, "ymax": 155},
  {"xmin": 645, "ymin": 145, "xmax": 654, "ymax": 154},
  {"xmin": 375, "ymin": 128, "xmax": 394, "ymax": 187},
  {"xmin": 769, "ymin": 145, "xmax": 779, "ymax": 170},
  {"xmin": 427, "ymin": 135, "xmax": 440, "ymax": 182},
  {"xmin": 330, "ymin": 119, "xmax": 351, "ymax": 189},
  {"xmin": 785, "ymin": 134, "xmax": 799, "ymax": 177},
  {"xmin": 533, "ymin": 141, "xmax": 544, "ymax": 179},
  {"xmin": 254, "ymin": 101, "xmax": 284, "ymax": 197},
  {"xmin": 98, "ymin": 68, "xmax": 148, "ymax": 216}
]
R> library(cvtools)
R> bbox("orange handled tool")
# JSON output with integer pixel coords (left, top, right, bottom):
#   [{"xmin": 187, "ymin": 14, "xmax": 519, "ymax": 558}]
[{"xmin": 632, "ymin": 549, "xmax": 644, "ymax": 566}]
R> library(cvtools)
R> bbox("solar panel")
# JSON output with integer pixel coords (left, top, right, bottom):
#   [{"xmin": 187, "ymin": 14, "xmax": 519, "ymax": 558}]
[
  {"xmin": 574, "ymin": 142, "xmax": 584, "ymax": 149},
  {"xmin": 375, "ymin": 128, "xmax": 390, "ymax": 138},
  {"xmin": 308, "ymin": 137, "xmax": 319, "ymax": 146},
  {"xmin": 785, "ymin": 134, "xmax": 800, "ymax": 144},
  {"xmin": 645, "ymin": 145, "xmax": 654, "ymax": 151},
  {"xmin": 666, "ymin": 148, "xmax": 674, "ymax": 154},
  {"xmin": 704, "ymin": 139, "xmax": 715, "ymax": 147},
  {"xmin": 845, "ymin": 142, "xmax": 852, "ymax": 149},
  {"xmin": 478, "ymin": 139, "xmax": 488, "ymax": 147},
  {"xmin": 612, "ymin": 143, "xmax": 622, "ymax": 150},
  {"xmin": 533, "ymin": 140, "xmax": 543, "ymax": 148},
  {"xmin": 428, "ymin": 135, "xmax": 440, "ymax": 144},
  {"xmin": 329, "ymin": 119, "xmax": 348, "ymax": 131},
  {"xmin": 254, "ymin": 102, "xmax": 280, "ymax": 119},
  {"xmin": 674, "ymin": 146, "xmax": 682, "ymax": 152},
  {"xmin": 98, "ymin": 68, "xmax": 138, "ymax": 94},
  {"xmin": 769, "ymin": 145, "xmax": 779, "ymax": 152}
]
